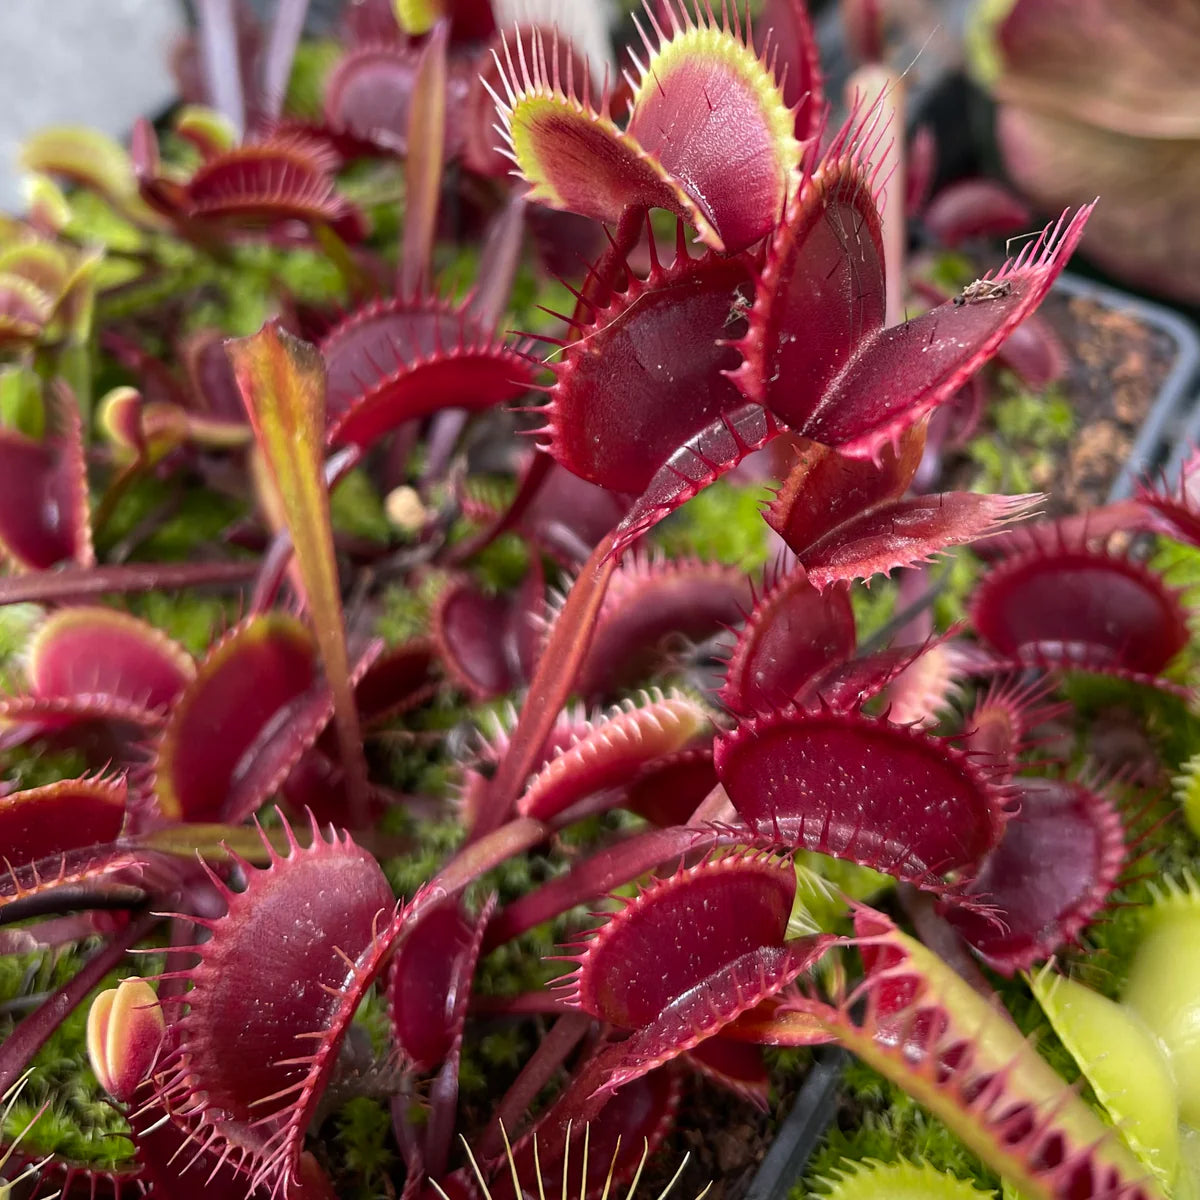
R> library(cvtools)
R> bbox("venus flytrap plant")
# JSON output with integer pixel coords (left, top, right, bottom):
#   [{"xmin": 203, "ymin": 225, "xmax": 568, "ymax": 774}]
[
  {"xmin": 473, "ymin": 4, "xmax": 1090, "ymax": 838},
  {"xmin": 228, "ymin": 321, "xmax": 372, "ymax": 823},
  {"xmin": 790, "ymin": 912, "xmax": 1164, "ymax": 1200},
  {"xmin": 1120, "ymin": 877, "xmax": 1200, "ymax": 1131},
  {"xmin": 6, "ymin": 1, "xmax": 1186, "ymax": 1198},
  {"xmin": 1030, "ymin": 968, "xmax": 1181, "ymax": 1191},
  {"xmin": 0, "ymin": 1072, "xmax": 55, "ymax": 1200},
  {"xmin": 1173, "ymin": 755, "xmax": 1200, "ymax": 838},
  {"xmin": 437, "ymin": 1127, "xmax": 711, "ymax": 1200},
  {"xmin": 85, "ymin": 977, "xmax": 165, "ymax": 1105},
  {"xmin": 812, "ymin": 1158, "xmax": 997, "ymax": 1200},
  {"xmin": 1011, "ymin": 876, "xmax": 1200, "ymax": 1200}
]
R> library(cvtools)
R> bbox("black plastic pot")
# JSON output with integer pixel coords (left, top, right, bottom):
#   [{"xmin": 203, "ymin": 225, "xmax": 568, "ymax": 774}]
[{"xmin": 743, "ymin": 1049, "xmax": 847, "ymax": 1200}]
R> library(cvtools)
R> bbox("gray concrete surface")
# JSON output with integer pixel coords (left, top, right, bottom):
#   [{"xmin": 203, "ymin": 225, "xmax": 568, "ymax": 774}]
[{"xmin": 0, "ymin": 0, "xmax": 186, "ymax": 213}]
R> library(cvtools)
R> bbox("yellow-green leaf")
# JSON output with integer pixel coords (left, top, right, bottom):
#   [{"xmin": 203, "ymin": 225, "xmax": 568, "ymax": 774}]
[
  {"xmin": 1032, "ymin": 967, "xmax": 1180, "ymax": 1187},
  {"xmin": 393, "ymin": 0, "xmax": 440, "ymax": 35},
  {"xmin": 21, "ymin": 126, "xmax": 137, "ymax": 201},
  {"xmin": 226, "ymin": 322, "xmax": 369, "ymax": 822}
]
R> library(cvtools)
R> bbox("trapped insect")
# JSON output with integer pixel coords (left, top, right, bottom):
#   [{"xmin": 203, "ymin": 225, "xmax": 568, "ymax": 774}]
[
  {"xmin": 954, "ymin": 278, "xmax": 1013, "ymax": 306},
  {"xmin": 725, "ymin": 285, "xmax": 753, "ymax": 328}
]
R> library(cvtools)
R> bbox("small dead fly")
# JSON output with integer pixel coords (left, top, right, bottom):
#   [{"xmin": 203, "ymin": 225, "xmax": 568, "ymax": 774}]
[
  {"xmin": 725, "ymin": 285, "xmax": 753, "ymax": 328},
  {"xmin": 954, "ymin": 278, "xmax": 1013, "ymax": 307}
]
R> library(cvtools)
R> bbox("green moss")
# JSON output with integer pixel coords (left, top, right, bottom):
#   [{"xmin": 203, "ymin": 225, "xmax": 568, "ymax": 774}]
[
  {"xmin": 373, "ymin": 685, "xmax": 499, "ymax": 801},
  {"xmin": 925, "ymin": 252, "xmax": 978, "ymax": 297},
  {"xmin": 801, "ymin": 1061, "xmax": 999, "ymax": 1198},
  {"xmin": 94, "ymin": 252, "xmax": 208, "ymax": 326},
  {"xmin": 94, "ymin": 473, "xmax": 245, "ymax": 562},
  {"xmin": 234, "ymin": 243, "xmax": 347, "ymax": 310},
  {"xmin": 376, "ymin": 573, "xmax": 450, "ymax": 646},
  {"xmin": 2, "ymin": 743, "xmax": 90, "ymax": 791},
  {"xmin": 347, "ymin": 986, "xmax": 393, "ymax": 1060},
  {"xmin": 286, "ymin": 40, "xmax": 343, "ymax": 120},
  {"xmin": 1153, "ymin": 537, "xmax": 1200, "ymax": 606},
  {"xmin": 334, "ymin": 1096, "xmax": 397, "ymax": 1198},
  {"xmin": 931, "ymin": 550, "xmax": 981, "ymax": 630},
  {"xmin": 340, "ymin": 161, "xmax": 405, "ymax": 246},
  {"xmin": 445, "ymin": 241, "xmax": 577, "ymax": 345},
  {"xmin": 162, "ymin": 241, "xmax": 347, "ymax": 339},
  {"xmin": 331, "ymin": 468, "xmax": 391, "ymax": 544},
  {"xmin": 964, "ymin": 384, "xmax": 1074, "ymax": 497},
  {"xmin": 457, "ymin": 1052, "xmax": 487, "ymax": 1097},
  {"xmin": 377, "ymin": 780, "xmax": 596, "ymax": 1000},
  {"xmin": 994, "ymin": 385, "xmax": 1074, "ymax": 446},
  {"xmin": 440, "ymin": 482, "xmax": 533, "ymax": 594},
  {"xmin": 431, "ymin": 240, "xmax": 478, "ymax": 298},
  {"xmin": 472, "ymin": 531, "xmax": 531, "ymax": 594},
  {"xmin": 472, "ymin": 891, "xmax": 567, "ymax": 999},
  {"xmin": 0, "ymin": 949, "xmax": 137, "ymax": 1168},
  {"xmin": 122, "ymin": 591, "xmax": 236, "ymax": 658},
  {"xmin": 653, "ymin": 478, "xmax": 773, "ymax": 572},
  {"xmin": 381, "ymin": 812, "xmax": 466, "ymax": 898},
  {"xmin": 0, "ymin": 602, "xmax": 41, "ymax": 692},
  {"xmin": 458, "ymin": 473, "xmax": 517, "ymax": 517},
  {"xmin": 477, "ymin": 1026, "xmax": 529, "ymax": 1072},
  {"xmin": 850, "ymin": 577, "xmax": 898, "ymax": 644},
  {"xmin": 762, "ymin": 1045, "xmax": 814, "ymax": 1086}
]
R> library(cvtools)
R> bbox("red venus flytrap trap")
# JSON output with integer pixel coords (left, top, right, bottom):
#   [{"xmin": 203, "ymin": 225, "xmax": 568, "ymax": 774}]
[{"xmin": 4, "ymin": 0, "xmax": 1197, "ymax": 1198}]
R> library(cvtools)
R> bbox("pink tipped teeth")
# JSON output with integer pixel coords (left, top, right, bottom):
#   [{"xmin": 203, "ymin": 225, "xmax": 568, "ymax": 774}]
[
  {"xmin": 715, "ymin": 702, "xmax": 1015, "ymax": 890},
  {"xmin": 148, "ymin": 817, "xmax": 402, "ymax": 1200},
  {"xmin": 319, "ymin": 293, "xmax": 536, "ymax": 451},
  {"xmin": 540, "ymin": 224, "xmax": 759, "ymax": 496},
  {"xmin": 718, "ymin": 559, "xmax": 855, "ymax": 716},
  {"xmin": 943, "ymin": 777, "xmax": 1127, "ymax": 974},
  {"xmin": 809, "ymin": 204, "xmax": 1095, "ymax": 460},
  {"xmin": 969, "ymin": 535, "xmax": 1189, "ymax": 676}
]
